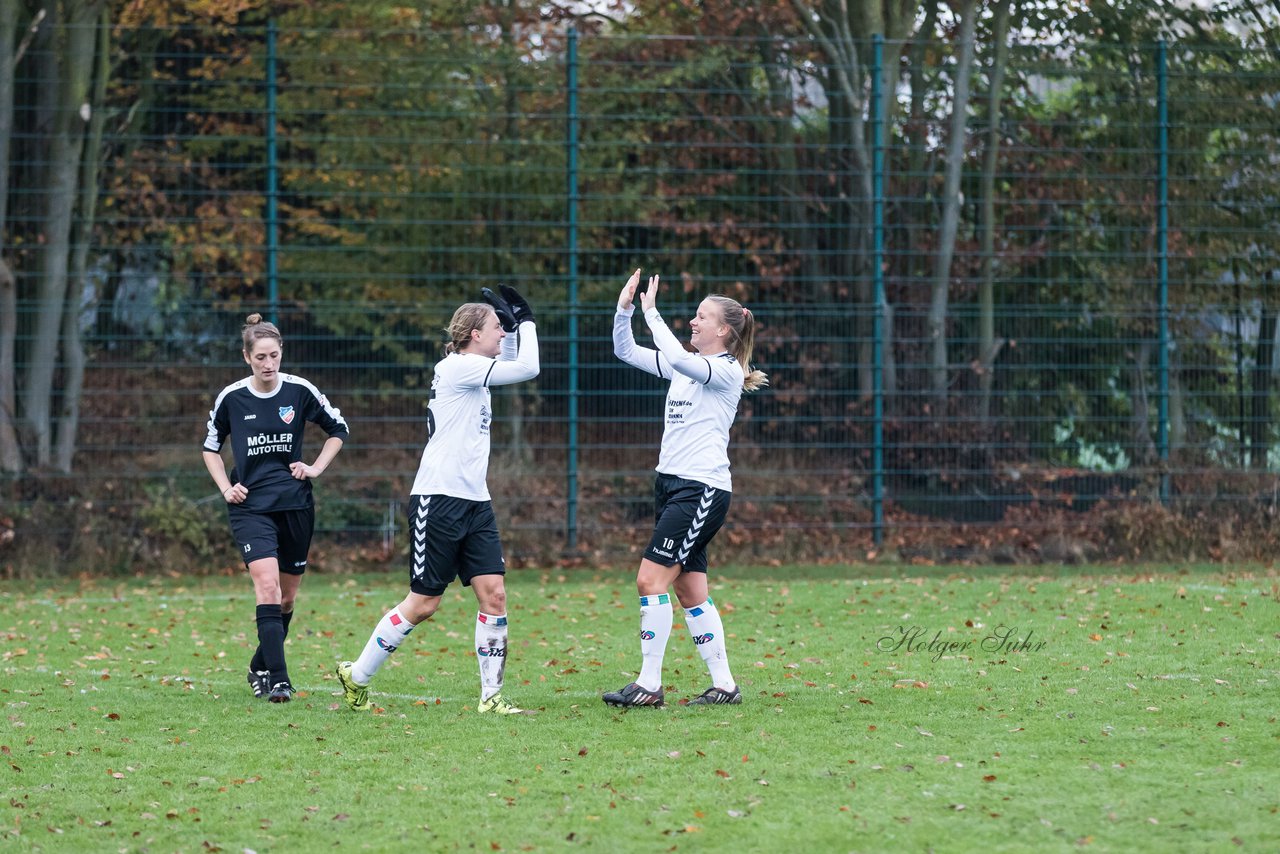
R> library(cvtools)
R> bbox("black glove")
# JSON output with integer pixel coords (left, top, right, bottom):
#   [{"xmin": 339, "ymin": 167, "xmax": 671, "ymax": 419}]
[
  {"xmin": 480, "ymin": 287, "xmax": 518, "ymax": 332},
  {"xmin": 499, "ymin": 284, "xmax": 535, "ymax": 326}
]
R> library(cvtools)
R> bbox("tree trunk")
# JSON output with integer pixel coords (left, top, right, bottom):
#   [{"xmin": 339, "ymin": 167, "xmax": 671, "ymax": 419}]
[
  {"xmin": 904, "ymin": 1, "xmax": 941, "ymax": 302},
  {"xmin": 790, "ymin": 0, "xmax": 917, "ymax": 397},
  {"xmin": 0, "ymin": 0, "xmax": 21, "ymax": 473},
  {"xmin": 927, "ymin": 0, "xmax": 978, "ymax": 399},
  {"xmin": 1169, "ymin": 354, "xmax": 1186, "ymax": 452},
  {"xmin": 0, "ymin": 261, "xmax": 17, "ymax": 474},
  {"xmin": 977, "ymin": 0, "xmax": 1015, "ymax": 422},
  {"xmin": 757, "ymin": 33, "xmax": 818, "ymax": 288},
  {"xmin": 494, "ymin": 6, "xmax": 530, "ymax": 464},
  {"xmin": 906, "ymin": 2, "xmax": 939, "ymax": 193},
  {"xmin": 1249, "ymin": 273, "xmax": 1277, "ymax": 469},
  {"xmin": 1131, "ymin": 340, "xmax": 1158, "ymax": 465},
  {"xmin": 23, "ymin": 4, "xmax": 101, "ymax": 468},
  {"xmin": 55, "ymin": 7, "xmax": 109, "ymax": 473}
]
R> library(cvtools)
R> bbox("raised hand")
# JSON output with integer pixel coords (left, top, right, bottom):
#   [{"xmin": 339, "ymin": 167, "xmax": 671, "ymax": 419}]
[
  {"xmin": 498, "ymin": 285, "xmax": 534, "ymax": 326},
  {"xmin": 481, "ymin": 287, "xmax": 518, "ymax": 332},
  {"xmin": 638, "ymin": 273, "xmax": 659, "ymax": 313},
  {"xmin": 619, "ymin": 268, "xmax": 642, "ymax": 309}
]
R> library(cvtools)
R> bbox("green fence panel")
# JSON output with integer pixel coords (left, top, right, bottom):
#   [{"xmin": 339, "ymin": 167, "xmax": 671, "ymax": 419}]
[{"xmin": 2, "ymin": 23, "xmax": 1278, "ymax": 568}]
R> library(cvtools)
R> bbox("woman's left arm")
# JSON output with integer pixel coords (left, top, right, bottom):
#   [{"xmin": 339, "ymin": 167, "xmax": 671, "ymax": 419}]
[
  {"xmin": 487, "ymin": 321, "xmax": 540, "ymax": 385},
  {"xmin": 643, "ymin": 309, "xmax": 737, "ymax": 388},
  {"xmin": 291, "ymin": 435, "xmax": 344, "ymax": 481}
]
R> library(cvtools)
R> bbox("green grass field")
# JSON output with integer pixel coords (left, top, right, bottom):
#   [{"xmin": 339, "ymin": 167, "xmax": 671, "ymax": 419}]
[{"xmin": 3, "ymin": 565, "xmax": 1277, "ymax": 852}]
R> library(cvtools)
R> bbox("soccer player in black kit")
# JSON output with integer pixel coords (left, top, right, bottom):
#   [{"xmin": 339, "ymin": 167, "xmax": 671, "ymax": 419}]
[{"xmin": 202, "ymin": 314, "xmax": 349, "ymax": 702}]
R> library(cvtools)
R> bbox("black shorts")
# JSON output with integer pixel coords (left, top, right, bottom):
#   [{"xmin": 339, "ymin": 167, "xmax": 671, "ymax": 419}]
[
  {"xmin": 644, "ymin": 474, "xmax": 732, "ymax": 573},
  {"xmin": 407, "ymin": 494, "xmax": 505, "ymax": 597},
  {"xmin": 228, "ymin": 506, "xmax": 314, "ymax": 574}
]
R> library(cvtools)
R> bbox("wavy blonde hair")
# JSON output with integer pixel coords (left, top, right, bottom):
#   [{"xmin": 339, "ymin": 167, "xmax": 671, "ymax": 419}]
[{"xmin": 705, "ymin": 295, "xmax": 768, "ymax": 392}]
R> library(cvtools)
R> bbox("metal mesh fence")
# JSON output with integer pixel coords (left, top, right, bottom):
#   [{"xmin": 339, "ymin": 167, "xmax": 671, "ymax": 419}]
[{"xmin": 3, "ymin": 22, "xmax": 1278, "ymax": 567}]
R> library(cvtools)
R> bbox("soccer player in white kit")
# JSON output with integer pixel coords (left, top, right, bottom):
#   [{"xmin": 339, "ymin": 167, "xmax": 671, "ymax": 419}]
[
  {"xmin": 337, "ymin": 287, "xmax": 538, "ymax": 715},
  {"xmin": 604, "ymin": 269, "xmax": 768, "ymax": 708}
]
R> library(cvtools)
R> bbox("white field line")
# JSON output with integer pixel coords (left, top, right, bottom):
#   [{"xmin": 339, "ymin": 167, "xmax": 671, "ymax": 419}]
[
  {"xmin": 1180, "ymin": 583, "xmax": 1269, "ymax": 595},
  {"xmin": 14, "ymin": 589, "xmax": 397, "ymax": 607},
  {"xmin": 55, "ymin": 671, "xmax": 606, "ymax": 705}
]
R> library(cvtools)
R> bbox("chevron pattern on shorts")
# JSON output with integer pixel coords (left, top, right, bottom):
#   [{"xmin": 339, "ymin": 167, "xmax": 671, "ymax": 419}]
[
  {"xmin": 411, "ymin": 498, "xmax": 431, "ymax": 577},
  {"xmin": 677, "ymin": 488, "xmax": 715, "ymax": 563}
]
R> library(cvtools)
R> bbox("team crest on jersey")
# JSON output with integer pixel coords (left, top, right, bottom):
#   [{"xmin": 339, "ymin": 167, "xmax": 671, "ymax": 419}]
[{"xmin": 278, "ymin": 405, "xmax": 295, "ymax": 424}]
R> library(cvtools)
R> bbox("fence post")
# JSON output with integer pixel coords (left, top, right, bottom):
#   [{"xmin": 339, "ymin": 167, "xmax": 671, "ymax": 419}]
[
  {"xmin": 871, "ymin": 35, "xmax": 886, "ymax": 548},
  {"xmin": 1156, "ymin": 40, "xmax": 1170, "ymax": 503},
  {"xmin": 565, "ymin": 27, "xmax": 581, "ymax": 552},
  {"xmin": 265, "ymin": 19, "xmax": 279, "ymax": 323}
]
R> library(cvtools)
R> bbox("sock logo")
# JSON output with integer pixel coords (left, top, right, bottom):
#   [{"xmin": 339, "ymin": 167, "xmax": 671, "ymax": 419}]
[
  {"xmin": 639, "ymin": 630, "xmax": 656, "ymax": 640},
  {"xmin": 476, "ymin": 646, "xmax": 506, "ymax": 657},
  {"xmin": 376, "ymin": 637, "xmax": 398, "ymax": 652},
  {"xmin": 693, "ymin": 632, "xmax": 715, "ymax": 645}
]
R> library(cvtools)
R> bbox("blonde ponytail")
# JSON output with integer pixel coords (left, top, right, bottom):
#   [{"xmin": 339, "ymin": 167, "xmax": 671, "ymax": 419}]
[{"xmin": 706, "ymin": 296, "xmax": 769, "ymax": 392}]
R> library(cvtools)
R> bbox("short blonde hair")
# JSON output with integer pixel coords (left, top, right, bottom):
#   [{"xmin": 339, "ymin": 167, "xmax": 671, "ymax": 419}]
[{"xmin": 444, "ymin": 303, "xmax": 494, "ymax": 354}]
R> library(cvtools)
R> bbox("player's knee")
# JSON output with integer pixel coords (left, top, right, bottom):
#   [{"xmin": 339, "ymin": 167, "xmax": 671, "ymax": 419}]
[
  {"xmin": 253, "ymin": 581, "xmax": 281, "ymax": 604},
  {"xmin": 399, "ymin": 595, "xmax": 439, "ymax": 624},
  {"xmin": 636, "ymin": 559, "xmax": 678, "ymax": 595},
  {"xmin": 478, "ymin": 589, "xmax": 506, "ymax": 615}
]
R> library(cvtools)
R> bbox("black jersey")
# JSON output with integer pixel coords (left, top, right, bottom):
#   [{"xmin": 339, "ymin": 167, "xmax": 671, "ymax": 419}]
[{"xmin": 202, "ymin": 373, "xmax": 349, "ymax": 514}]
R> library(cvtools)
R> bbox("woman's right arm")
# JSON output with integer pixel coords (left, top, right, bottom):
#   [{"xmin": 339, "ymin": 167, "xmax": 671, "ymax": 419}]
[
  {"xmin": 202, "ymin": 394, "xmax": 245, "ymax": 503},
  {"xmin": 614, "ymin": 268, "xmax": 668, "ymax": 378},
  {"xmin": 203, "ymin": 449, "xmax": 245, "ymax": 503}
]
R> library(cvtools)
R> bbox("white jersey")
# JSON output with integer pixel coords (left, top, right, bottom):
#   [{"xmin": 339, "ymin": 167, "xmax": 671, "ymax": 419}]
[
  {"xmin": 410, "ymin": 322, "xmax": 539, "ymax": 500},
  {"xmin": 613, "ymin": 306, "xmax": 743, "ymax": 491}
]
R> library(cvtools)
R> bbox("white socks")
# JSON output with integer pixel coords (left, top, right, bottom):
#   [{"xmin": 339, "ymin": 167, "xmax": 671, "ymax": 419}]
[
  {"xmin": 351, "ymin": 607, "xmax": 416, "ymax": 685},
  {"xmin": 636, "ymin": 593, "xmax": 673, "ymax": 692},
  {"xmin": 684, "ymin": 598, "xmax": 735, "ymax": 691},
  {"xmin": 475, "ymin": 612, "xmax": 509, "ymax": 701}
]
